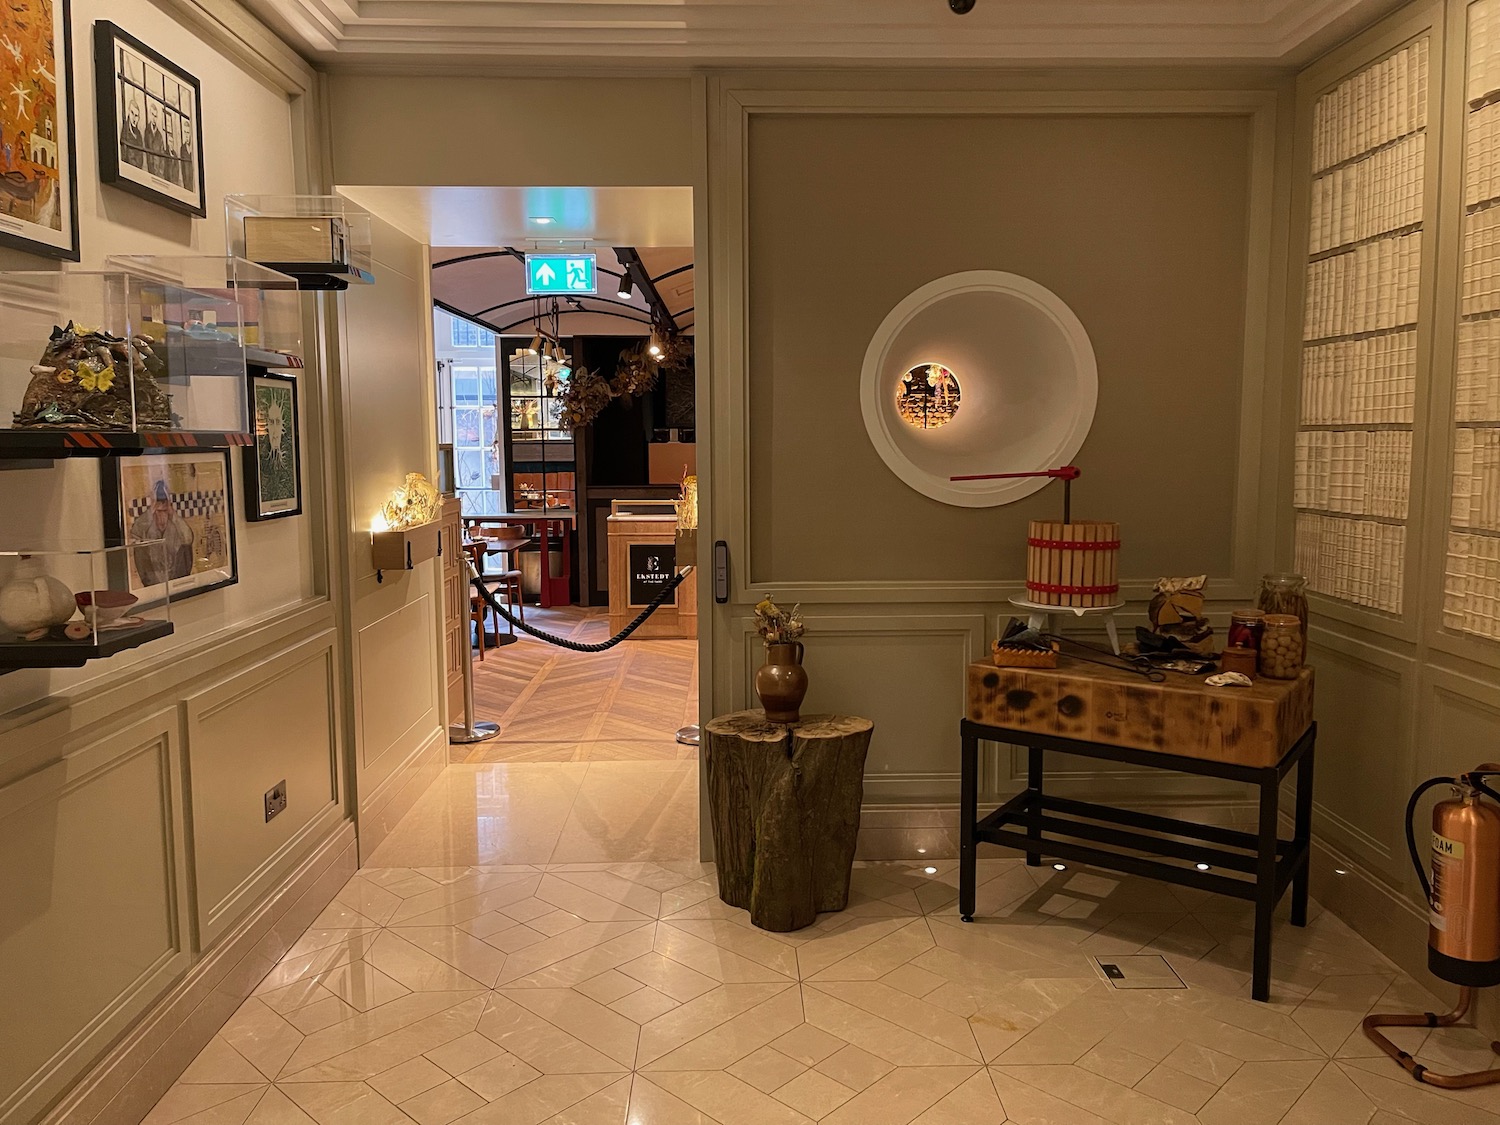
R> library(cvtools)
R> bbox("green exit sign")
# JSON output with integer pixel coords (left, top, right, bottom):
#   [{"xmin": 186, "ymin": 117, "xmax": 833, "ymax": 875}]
[{"xmin": 525, "ymin": 253, "xmax": 596, "ymax": 295}]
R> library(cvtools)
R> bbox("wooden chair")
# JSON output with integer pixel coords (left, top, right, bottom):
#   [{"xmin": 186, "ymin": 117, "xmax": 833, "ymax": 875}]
[{"xmin": 482, "ymin": 528, "xmax": 530, "ymax": 635}]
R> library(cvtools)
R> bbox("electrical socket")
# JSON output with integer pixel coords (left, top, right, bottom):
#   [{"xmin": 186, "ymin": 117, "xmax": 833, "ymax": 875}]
[{"xmin": 264, "ymin": 780, "xmax": 287, "ymax": 822}]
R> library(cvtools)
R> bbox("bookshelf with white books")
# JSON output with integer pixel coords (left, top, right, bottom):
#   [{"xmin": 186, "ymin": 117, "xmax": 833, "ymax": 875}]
[
  {"xmin": 1447, "ymin": 0, "xmax": 1500, "ymax": 641},
  {"xmin": 1296, "ymin": 36, "xmax": 1428, "ymax": 616}
]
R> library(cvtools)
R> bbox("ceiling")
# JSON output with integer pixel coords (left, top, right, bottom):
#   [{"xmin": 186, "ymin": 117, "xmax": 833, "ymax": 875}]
[
  {"xmin": 243, "ymin": 0, "xmax": 1403, "ymax": 67},
  {"xmin": 433, "ymin": 246, "xmax": 695, "ymax": 339}
]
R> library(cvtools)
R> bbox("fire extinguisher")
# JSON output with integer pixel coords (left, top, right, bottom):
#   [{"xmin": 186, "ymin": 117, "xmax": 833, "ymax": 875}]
[{"xmin": 1363, "ymin": 765, "xmax": 1500, "ymax": 1088}]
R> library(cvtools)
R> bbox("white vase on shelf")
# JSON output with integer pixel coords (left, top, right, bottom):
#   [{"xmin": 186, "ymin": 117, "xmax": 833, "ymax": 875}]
[{"xmin": 0, "ymin": 557, "xmax": 76, "ymax": 633}]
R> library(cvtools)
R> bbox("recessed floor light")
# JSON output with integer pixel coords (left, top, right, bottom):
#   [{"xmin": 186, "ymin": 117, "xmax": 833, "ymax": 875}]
[
  {"xmin": 923, "ymin": 866, "xmax": 938, "ymax": 875},
  {"xmin": 1195, "ymin": 862, "xmax": 1211, "ymax": 872},
  {"xmin": 1052, "ymin": 862, "xmax": 1068, "ymax": 871},
  {"xmin": 1334, "ymin": 868, "xmax": 1349, "ymax": 875}
]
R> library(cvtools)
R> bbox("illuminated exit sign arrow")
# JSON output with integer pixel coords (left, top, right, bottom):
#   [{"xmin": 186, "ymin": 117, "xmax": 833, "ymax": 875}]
[{"xmin": 526, "ymin": 253, "xmax": 597, "ymax": 295}]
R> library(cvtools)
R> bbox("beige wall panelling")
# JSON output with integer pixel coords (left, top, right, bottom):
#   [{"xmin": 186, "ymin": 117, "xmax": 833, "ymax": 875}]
[
  {"xmin": 706, "ymin": 74, "xmax": 1289, "ymax": 829},
  {"xmin": 339, "ymin": 215, "xmax": 447, "ymax": 861},
  {"xmin": 0, "ymin": 3, "xmax": 362, "ymax": 1121},
  {"xmin": 0, "ymin": 710, "xmax": 189, "ymax": 1125},
  {"xmin": 328, "ymin": 75, "xmax": 696, "ymax": 188},
  {"xmin": 184, "ymin": 631, "xmax": 343, "ymax": 947},
  {"xmin": 1280, "ymin": 0, "xmax": 1500, "ymax": 1020}
]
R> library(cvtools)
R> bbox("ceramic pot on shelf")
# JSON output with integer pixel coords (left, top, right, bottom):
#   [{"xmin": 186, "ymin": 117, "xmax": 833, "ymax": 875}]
[
  {"xmin": 755, "ymin": 641, "xmax": 807, "ymax": 724},
  {"xmin": 0, "ymin": 557, "xmax": 76, "ymax": 634}
]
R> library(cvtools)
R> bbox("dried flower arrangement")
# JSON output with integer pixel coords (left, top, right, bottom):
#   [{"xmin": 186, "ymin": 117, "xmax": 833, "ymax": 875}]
[
  {"xmin": 556, "ymin": 365, "xmax": 613, "ymax": 431},
  {"xmin": 610, "ymin": 343, "xmax": 659, "ymax": 402},
  {"xmin": 754, "ymin": 594, "xmax": 805, "ymax": 647}
]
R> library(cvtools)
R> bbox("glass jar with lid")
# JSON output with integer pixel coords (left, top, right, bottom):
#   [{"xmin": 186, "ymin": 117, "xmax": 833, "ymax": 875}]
[
  {"xmin": 1259, "ymin": 614, "xmax": 1304, "ymax": 679},
  {"xmin": 1257, "ymin": 573, "xmax": 1308, "ymax": 658},
  {"xmin": 1228, "ymin": 608, "xmax": 1265, "ymax": 650}
]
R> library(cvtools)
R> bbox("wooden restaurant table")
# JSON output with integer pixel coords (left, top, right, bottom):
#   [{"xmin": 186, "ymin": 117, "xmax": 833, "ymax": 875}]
[
  {"xmin": 960, "ymin": 656, "xmax": 1316, "ymax": 1002},
  {"xmin": 464, "ymin": 511, "xmax": 576, "ymax": 608}
]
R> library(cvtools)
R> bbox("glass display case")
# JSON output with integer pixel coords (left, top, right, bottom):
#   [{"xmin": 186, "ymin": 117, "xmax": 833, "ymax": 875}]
[
  {"xmin": 0, "ymin": 543, "xmax": 175, "ymax": 670},
  {"xmin": 0, "ymin": 256, "xmax": 292, "ymax": 459},
  {"xmin": 110, "ymin": 255, "xmax": 304, "ymax": 373},
  {"xmin": 226, "ymin": 194, "xmax": 374, "ymax": 290},
  {"xmin": 504, "ymin": 346, "xmax": 576, "ymax": 511}
]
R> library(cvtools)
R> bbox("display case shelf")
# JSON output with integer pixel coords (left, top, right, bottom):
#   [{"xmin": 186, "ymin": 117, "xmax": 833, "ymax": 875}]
[
  {"xmin": 0, "ymin": 619, "xmax": 175, "ymax": 670},
  {"xmin": 226, "ymin": 194, "xmax": 374, "ymax": 290},
  {"xmin": 0, "ymin": 544, "xmax": 178, "ymax": 673},
  {"xmin": 0, "ymin": 256, "xmax": 301, "ymax": 462},
  {"xmin": 0, "ymin": 428, "xmax": 253, "ymax": 461}
]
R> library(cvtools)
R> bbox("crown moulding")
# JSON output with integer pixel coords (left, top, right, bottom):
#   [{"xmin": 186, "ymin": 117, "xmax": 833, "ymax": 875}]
[{"xmin": 237, "ymin": 0, "xmax": 1408, "ymax": 66}]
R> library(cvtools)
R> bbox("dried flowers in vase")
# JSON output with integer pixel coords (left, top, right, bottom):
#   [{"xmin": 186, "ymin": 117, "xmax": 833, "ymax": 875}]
[
  {"xmin": 754, "ymin": 595, "xmax": 805, "ymax": 647},
  {"xmin": 753, "ymin": 594, "xmax": 807, "ymax": 723}
]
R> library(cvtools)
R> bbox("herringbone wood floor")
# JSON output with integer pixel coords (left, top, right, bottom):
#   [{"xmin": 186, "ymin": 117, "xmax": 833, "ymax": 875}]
[{"xmin": 458, "ymin": 606, "xmax": 698, "ymax": 764}]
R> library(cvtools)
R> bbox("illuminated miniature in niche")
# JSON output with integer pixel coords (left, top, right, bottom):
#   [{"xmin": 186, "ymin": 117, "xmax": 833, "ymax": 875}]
[{"xmin": 896, "ymin": 362, "xmax": 961, "ymax": 429}]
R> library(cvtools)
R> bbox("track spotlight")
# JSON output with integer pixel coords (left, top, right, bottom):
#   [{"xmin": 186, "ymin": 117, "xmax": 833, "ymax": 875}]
[
  {"xmin": 527, "ymin": 334, "xmax": 541, "ymax": 356},
  {"xmin": 617, "ymin": 270, "xmax": 634, "ymax": 300}
]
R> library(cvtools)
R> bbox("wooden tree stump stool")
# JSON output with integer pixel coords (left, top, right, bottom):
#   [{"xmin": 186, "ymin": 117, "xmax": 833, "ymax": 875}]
[{"xmin": 703, "ymin": 711, "xmax": 874, "ymax": 932}]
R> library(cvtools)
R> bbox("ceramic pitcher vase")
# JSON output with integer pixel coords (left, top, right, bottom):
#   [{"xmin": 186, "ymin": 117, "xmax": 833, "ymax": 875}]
[{"xmin": 755, "ymin": 641, "xmax": 807, "ymax": 724}]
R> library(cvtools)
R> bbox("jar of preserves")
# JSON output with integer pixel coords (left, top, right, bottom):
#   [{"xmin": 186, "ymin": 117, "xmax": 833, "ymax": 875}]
[
  {"xmin": 1228, "ymin": 608, "xmax": 1265, "ymax": 650},
  {"xmin": 1260, "ymin": 614, "xmax": 1304, "ymax": 679},
  {"xmin": 1257, "ymin": 573, "xmax": 1309, "ymax": 658}
]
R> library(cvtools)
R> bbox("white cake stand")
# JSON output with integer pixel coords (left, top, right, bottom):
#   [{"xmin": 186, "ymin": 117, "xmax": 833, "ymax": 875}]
[{"xmin": 1008, "ymin": 596, "xmax": 1126, "ymax": 655}]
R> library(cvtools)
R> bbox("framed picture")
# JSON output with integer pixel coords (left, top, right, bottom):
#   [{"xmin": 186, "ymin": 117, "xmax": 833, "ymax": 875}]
[
  {"xmin": 93, "ymin": 21, "xmax": 205, "ymax": 216},
  {"xmin": 244, "ymin": 371, "xmax": 302, "ymax": 521},
  {"xmin": 102, "ymin": 451, "xmax": 238, "ymax": 606},
  {"xmin": 0, "ymin": 0, "xmax": 79, "ymax": 259}
]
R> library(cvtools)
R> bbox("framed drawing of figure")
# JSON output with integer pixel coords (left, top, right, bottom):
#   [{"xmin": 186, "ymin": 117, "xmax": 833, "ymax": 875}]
[
  {"xmin": 93, "ymin": 21, "xmax": 205, "ymax": 216},
  {"xmin": 244, "ymin": 371, "xmax": 303, "ymax": 521},
  {"xmin": 102, "ymin": 451, "xmax": 238, "ymax": 606},
  {"xmin": 0, "ymin": 0, "xmax": 80, "ymax": 259}
]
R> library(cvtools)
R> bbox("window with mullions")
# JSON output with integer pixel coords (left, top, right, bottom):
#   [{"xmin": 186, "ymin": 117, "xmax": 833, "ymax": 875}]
[
  {"xmin": 434, "ymin": 307, "xmax": 503, "ymax": 517},
  {"xmin": 450, "ymin": 318, "xmax": 495, "ymax": 349}
]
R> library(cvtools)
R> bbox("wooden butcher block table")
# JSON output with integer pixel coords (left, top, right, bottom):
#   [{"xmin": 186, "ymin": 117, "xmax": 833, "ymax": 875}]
[{"xmin": 960, "ymin": 657, "xmax": 1316, "ymax": 1002}]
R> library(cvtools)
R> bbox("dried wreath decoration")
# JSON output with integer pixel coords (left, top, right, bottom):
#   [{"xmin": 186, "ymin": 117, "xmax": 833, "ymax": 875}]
[
  {"xmin": 556, "ymin": 366, "xmax": 613, "ymax": 431},
  {"xmin": 754, "ymin": 594, "xmax": 805, "ymax": 647},
  {"xmin": 611, "ymin": 343, "xmax": 660, "ymax": 402},
  {"xmin": 654, "ymin": 333, "xmax": 692, "ymax": 371}
]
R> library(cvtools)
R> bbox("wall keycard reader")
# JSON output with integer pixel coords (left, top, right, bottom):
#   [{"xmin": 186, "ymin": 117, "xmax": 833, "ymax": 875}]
[{"xmin": 713, "ymin": 541, "xmax": 730, "ymax": 604}]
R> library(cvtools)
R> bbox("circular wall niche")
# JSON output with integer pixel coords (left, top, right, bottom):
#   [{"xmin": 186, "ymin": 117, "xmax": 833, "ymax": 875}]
[{"xmin": 859, "ymin": 271, "xmax": 1098, "ymax": 508}]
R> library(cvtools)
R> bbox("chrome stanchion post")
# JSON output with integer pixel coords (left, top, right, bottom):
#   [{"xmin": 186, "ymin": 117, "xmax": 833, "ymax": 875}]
[{"xmin": 451, "ymin": 557, "xmax": 501, "ymax": 744}]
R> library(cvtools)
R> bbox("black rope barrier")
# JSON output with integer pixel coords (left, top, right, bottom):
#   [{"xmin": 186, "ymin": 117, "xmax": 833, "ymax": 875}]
[{"xmin": 467, "ymin": 559, "xmax": 693, "ymax": 653}]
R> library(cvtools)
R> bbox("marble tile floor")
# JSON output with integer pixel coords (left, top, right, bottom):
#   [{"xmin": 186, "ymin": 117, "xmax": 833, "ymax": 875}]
[{"xmin": 143, "ymin": 810, "xmax": 1500, "ymax": 1125}]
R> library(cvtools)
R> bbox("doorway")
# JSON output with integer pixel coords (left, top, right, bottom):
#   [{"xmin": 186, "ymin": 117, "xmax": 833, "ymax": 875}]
[{"xmin": 339, "ymin": 184, "xmax": 703, "ymax": 857}]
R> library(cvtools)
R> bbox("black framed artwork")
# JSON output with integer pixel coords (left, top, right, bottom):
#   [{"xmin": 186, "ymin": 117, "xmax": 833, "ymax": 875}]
[
  {"xmin": 0, "ymin": 0, "xmax": 80, "ymax": 259},
  {"xmin": 102, "ymin": 450, "xmax": 238, "ymax": 607},
  {"xmin": 244, "ymin": 370, "xmax": 303, "ymax": 521},
  {"xmin": 93, "ymin": 21, "xmax": 205, "ymax": 216}
]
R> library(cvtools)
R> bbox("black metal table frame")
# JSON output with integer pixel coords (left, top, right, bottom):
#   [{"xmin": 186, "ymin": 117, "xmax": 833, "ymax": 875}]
[{"xmin": 959, "ymin": 719, "xmax": 1316, "ymax": 1002}]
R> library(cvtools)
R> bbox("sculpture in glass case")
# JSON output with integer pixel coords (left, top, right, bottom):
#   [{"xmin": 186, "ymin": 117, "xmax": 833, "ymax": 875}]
[{"xmin": 12, "ymin": 321, "xmax": 176, "ymax": 429}]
